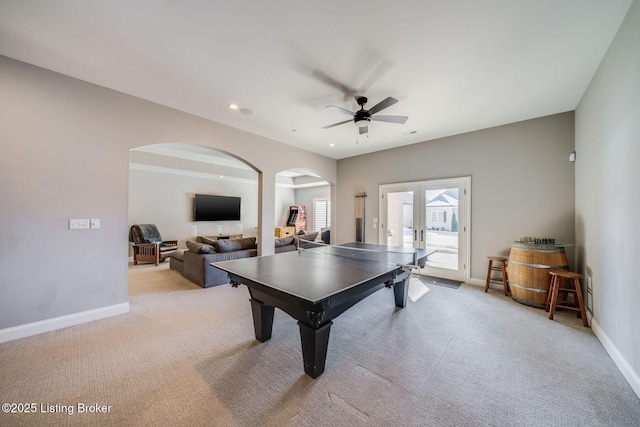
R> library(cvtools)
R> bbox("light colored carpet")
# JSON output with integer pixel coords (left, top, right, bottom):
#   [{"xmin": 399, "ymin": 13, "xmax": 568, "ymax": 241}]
[{"xmin": 1, "ymin": 262, "xmax": 639, "ymax": 426}]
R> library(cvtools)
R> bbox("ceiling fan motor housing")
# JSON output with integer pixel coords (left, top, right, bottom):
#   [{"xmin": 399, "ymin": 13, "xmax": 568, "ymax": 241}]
[
  {"xmin": 354, "ymin": 110, "xmax": 371, "ymax": 127},
  {"xmin": 354, "ymin": 97, "xmax": 371, "ymax": 127}
]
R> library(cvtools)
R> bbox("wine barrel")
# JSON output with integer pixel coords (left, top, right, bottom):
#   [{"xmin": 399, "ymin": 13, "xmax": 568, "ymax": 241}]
[{"xmin": 508, "ymin": 243, "xmax": 569, "ymax": 308}]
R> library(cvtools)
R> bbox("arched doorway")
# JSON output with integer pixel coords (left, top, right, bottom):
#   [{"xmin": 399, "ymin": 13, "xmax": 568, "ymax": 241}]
[
  {"xmin": 128, "ymin": 143, "xmax": 259, "ymax": 278},
  {"xmin": 275, "ymin": 168, "xmax": 331, "ymax": 242}
]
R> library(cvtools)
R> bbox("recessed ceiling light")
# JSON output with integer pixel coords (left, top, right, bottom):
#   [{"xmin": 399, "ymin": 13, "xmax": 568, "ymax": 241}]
[
  {"xmin": 329, "ymin": 143, "xmax": 335, "ymax": 147},
  {"xmin": 228, "ymin": 103, "xmax": 239, "ymax": 110},
  {"xmin": 219, "ymin": 175, "xmax": 224, "ymax": 178}
]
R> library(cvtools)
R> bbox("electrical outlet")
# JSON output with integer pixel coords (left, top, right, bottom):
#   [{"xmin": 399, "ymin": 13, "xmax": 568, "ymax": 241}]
[
  {"xmin": 69, "ymin": 219, "xmax": 90, "ymax": 229},
  {"xmin": 90, "ymin": 218, "xmax": 101, "ymax": 229},
  {"xmin": 586, "ymin": 274, "xmax": 593, "ymax": 313}
]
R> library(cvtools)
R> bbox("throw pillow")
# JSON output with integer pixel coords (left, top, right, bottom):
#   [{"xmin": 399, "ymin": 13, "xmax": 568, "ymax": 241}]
[
  {"xmin": 185, "ymin": 240, "xmax": 199, "ymax": 253},
  {"xmin": 199, "ymin": 244, "xmax": 216, "ymax": 254},
  {"xmin": 185, "ymin": 240, "xmax": 216, "ymax": 254},
  {"xmin": 144, "ymin": 237, "xmax": 163, "ymax": 243},
  {"xmin": 216, "ymin": 237, "xmax": 257, "ymax": 253},
  {"xmin": 274, "ymin": 236, "xmax": 294, "ymax": 247},
  {"xmin": 198, "ymin": 236, "xmax": 219, "ymax": 251},
  {"xmin": 300, "ymin": 231, "xmax": 318, "ymax": 242}
]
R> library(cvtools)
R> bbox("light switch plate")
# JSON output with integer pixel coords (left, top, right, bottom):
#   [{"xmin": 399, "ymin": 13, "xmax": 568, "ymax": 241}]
[
  {"xmin": 90, "ymin": 218, "xmax": 101, "ymax": 229},
  {"xmin": 69, "ymin": 219, "xmax": 90, "ymax": 229}
]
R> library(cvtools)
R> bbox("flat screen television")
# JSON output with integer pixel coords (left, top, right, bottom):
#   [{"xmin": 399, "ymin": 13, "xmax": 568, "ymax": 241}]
[{"xmin": 194, "ymin": 194, "xmax": 241, "ymax": 221}]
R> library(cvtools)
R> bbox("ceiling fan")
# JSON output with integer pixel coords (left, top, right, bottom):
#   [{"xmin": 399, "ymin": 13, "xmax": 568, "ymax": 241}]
[{"xmin": 322, "ymin": 96, "xmax": 408, "ymax": 135}]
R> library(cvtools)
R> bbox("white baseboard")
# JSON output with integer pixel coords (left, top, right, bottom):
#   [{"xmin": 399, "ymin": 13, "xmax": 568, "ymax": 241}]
[
  {"xmin": 455, "ymin": 277, "xmax": 640, "ymax": 400},
  {"xmin": 467, "ymin": 277, "xmax": 639, "ymax": 398},
  {"xmin": 465, "ymin": 278, "xmax": 486, "ymax": 287},
  {"xmin": 0, "ymin": 303, "xmax": 130, "ymax": 343},
  {"xmin": 590, "ymin": 317, "xmax": 640, "ymax": 399}
]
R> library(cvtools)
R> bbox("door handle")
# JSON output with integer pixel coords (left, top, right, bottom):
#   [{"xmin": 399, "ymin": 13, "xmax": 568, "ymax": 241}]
[
  {"xmin": 421, "ymin": 230, "xmax": 424, "ymax": 242},
  {"xmin": 414, "ymin": 229, "xmax": 417, "ymax": 241}
]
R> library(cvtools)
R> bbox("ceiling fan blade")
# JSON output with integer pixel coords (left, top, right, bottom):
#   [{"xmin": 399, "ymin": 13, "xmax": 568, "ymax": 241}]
[
  {"xmin": 358, "ymin": 60, "xmax": 394, "ymax": 92},
  {"xmin": 322, "ymin": 119, "xmax": 353, "ymax": 129},
  {"xmin": 367, "ymin": 97, "xmax": 399, "ymax": 115},
  {"xmin": 326, "ymin": 105, "xmax": 355, "ymax": 115},
  {"xmin": 311, "ymin": 69, "xmax": 356, "ymax": 96},
  {"xmin": 371, "ymin": 115, "xmax": 408, "ymax": 124},
  {"xmin": 359, "ymin": 126, "xmax": 368, "ymax": 135}
]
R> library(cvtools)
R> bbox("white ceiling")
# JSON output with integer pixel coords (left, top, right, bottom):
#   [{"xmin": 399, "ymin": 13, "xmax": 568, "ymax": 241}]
[
  {"xmin": 0, "ymin": 0, "xmax": 632, "ymax": 159},
  {"xmin": 131, "ymin": 144, "xmax": 327, "ymax": 188}
]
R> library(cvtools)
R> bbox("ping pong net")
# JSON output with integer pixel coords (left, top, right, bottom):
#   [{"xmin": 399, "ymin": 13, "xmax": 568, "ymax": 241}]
[{"xmin": 297, "ymin": 240, "xmax": 423, "ymax": 270}]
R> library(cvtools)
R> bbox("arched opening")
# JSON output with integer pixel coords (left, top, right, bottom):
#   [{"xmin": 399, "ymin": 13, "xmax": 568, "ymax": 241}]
[
  {"xmin": 128, "ymin": 143, "xmax": 260, "ymax": 287},
  {"xmin": 275, "ymin": 168, "xmax": 332, "ymax": 244}
]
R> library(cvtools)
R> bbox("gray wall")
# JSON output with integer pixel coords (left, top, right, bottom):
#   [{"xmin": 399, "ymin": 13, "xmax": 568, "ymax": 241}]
[
  {"xmin": 0, "ymin": 56, "xmax": 336, "ymax": 331},
  {"xmin": 295, "ymin": 185, "xmax": 331, "ymax": 232},
  {"xmin": 129, "ymin": 167, "xmax": 261, "ymax": 247},
  {"xmin": 337, "ymin": 112, "xmax": 576, "ymax": 281},
  {"xmin": 575, "ymin": 0, "xmax": 640, "ymax": 395},
  {"xmin": 274, "ymin": 186, "xmax": 296, "ymax": 227}
]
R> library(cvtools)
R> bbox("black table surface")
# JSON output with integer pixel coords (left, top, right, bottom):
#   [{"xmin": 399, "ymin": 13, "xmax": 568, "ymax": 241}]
[{"xmin": 212, "ymin": 242, "xmax": 430, "ymax": 303}]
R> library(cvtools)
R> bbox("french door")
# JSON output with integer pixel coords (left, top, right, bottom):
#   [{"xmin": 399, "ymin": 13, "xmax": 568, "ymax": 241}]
[{"xmin": 379, "ymin": 177, "xmax": 470, "ymax": 282}]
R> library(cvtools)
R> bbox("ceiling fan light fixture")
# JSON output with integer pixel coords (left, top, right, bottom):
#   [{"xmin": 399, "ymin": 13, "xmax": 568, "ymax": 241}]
[{"xmin": 355, "ymin": 117, "xmax": 370, "ymax": 127}]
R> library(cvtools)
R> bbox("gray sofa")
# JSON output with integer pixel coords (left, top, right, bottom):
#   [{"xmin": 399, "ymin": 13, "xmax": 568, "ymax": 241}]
[
  {"xmin": 274, "ymin": 236, "xmax": 297, "ymax": 253},
  {"xmin": 274, "ymin": 231, "xmax": 318, "ymax": 253},
  {"xmin": 170, "ymin": 232, "xmax": 319, "ymax": 288},
  {"xmin": 170, "ymin": 237, "xmax": 257, "ymax": 288}
]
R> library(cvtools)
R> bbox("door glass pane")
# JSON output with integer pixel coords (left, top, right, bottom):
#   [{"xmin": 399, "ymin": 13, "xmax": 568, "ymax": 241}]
[
  {"xmin": 386, "ymin": 191, "xmax": 414, "ymax": 248},
  {"xmin": 424, "ymin": 188, "xmax": 459, "ymax": 270}
]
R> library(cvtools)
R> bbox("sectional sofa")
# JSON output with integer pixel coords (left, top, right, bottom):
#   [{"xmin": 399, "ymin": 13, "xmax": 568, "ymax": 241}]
[{"xmin": 170, "ymin": 232, "xmax": 318, "ymax": 288}]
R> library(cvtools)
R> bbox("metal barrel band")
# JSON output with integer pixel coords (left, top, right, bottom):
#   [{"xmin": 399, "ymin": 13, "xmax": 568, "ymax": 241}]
[
  {"xmin": 508, "ymin": 282, "xmax": 549, "ymax": 293},
  {"xmin": 510, "ymin": 246, "xmax": 565, "ymax": 253},
  {"xmin": 507, "ymin": 259, "xmax": 569, "ymax": 269}
]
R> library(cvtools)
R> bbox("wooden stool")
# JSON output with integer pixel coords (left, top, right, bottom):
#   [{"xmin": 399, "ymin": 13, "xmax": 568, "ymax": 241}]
[
  {"xmin": 546, "ymin": 270, "xmax": 589, "ymax": 327},
  {"xmin": 485, "ymin": 256, "xmax": 509, "ymax": 296}
]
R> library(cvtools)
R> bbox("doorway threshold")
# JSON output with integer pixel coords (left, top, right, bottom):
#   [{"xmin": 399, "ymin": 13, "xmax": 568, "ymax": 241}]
[{"xmin": 417, "ymin": 275, "xmax": 462, "ymax": 289}]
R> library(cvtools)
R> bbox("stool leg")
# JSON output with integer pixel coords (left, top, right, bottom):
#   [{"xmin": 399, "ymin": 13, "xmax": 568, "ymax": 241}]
[
  {"xmin": 484, "ymin": 260, "xmax": 493, "ymax": 292},
  {"xmin": 501, "ymin": 261, "xmax": 508, "ymax": 296},
  {"xmin": 572, "ymin": 277, "xmax": 589, "ymax": 327},
  {"xmin": 545, "ymin": 276, "xmax": 554, "ymax": 312},
  {"xmin": 548, "ymin": 276, "xmax": 559, "ymax": 320}
]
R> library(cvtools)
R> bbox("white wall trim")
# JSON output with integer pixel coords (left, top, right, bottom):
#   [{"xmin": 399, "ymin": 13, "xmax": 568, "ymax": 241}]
[
  {"xmin": 465, "ymin": 278, "xmax": 486, "ymax": 287},
  {"xmin": 590, "ymin": 317, "xmax": 640, "ymax": 399},
  {"xmin": 0, "ymin": 303, "xmax": 130, "ymax": 343}
]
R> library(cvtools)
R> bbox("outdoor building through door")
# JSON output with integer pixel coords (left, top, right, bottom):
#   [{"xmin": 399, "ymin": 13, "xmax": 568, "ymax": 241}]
[
  {"xmin": 380, "ymin": 177, "xmax": 470, "ymax": 282},
  {"xmin": 386, "ymin": 190, "xmax": 414, "ymax": 248}
]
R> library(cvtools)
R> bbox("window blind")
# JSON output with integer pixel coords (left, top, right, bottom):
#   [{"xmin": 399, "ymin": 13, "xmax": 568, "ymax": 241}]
[{"xmin": 314, "ymin": 198, "xmax": 331, "ymax": 232}]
